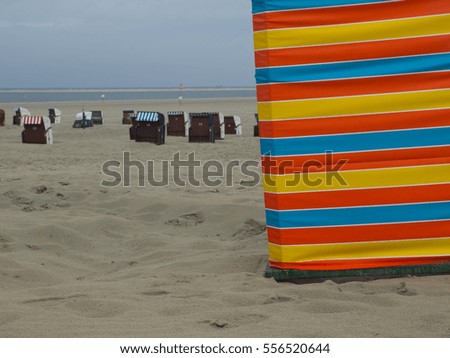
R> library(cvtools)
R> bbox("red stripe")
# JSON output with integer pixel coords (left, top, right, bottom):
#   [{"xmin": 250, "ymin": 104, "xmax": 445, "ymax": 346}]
[
  {"xmin": 253, "ymin": 0, "xmax": 450, "ymax": 31},
  {"xmin": 267, "ymin": 221, "xmax": 450, "ymax": 246},
  {"xmin": 255, "ymin": 35, "xmax": 450, "ymax": 69},
  {"xmin": 259, "ymin": 109, "xmax": 450, "ymax": 138},
  {"xmin": 257, "ymin": 72, "xmax": 450, "ymax": 102},
  {"xmin": 261, "ymin": 148, "xmax": 450, "ymax": 174},
  {"xmin": 264, "ymin": 184, "xmax": 450, "ymax": 210},
  {"xmin": 269, "ymin": 256, "xmax": 450, "ymax": 271},
  {"xmin": 23, "ymin": 116, "xmax": 42, "ymax": 125}
]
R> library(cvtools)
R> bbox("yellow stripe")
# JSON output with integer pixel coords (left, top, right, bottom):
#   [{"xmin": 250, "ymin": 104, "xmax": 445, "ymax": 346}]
[
  {"xmin": 254, "ymin": 14, "xmax": 450, "ymax": 50},
  {"xmin": 268, "ymin": 238, "xmax": 450, "ymax": 263},
  {"xmin": 258, "ymin": 89, "xmax": 450, "ymax": 120},
  {"xmin": 263, "ymin": 164, "xmax": 450, "ymax": 193}
]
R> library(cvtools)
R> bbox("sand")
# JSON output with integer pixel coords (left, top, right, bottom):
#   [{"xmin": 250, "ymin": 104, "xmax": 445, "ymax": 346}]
[{"xmin": 0, "ymin": 97, "xmax": 449, "ymax": 338}]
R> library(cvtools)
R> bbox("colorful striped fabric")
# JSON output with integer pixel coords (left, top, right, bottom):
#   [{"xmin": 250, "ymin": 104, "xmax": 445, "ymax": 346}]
[
  {"xmin": 252, "ymin": 0, "xmax": 450, "ymax": 272},
  {"xmin": 135, "ymin": 112, "xmax": 161, "ymax": 122},
  {"xmin": 23, "ymin": 116, "xmax": 43, "ymax": 125},
  {"xmin": 189, "ymin": 112, "xmax": 219, "ymax": 117},
  {"xmin": 167, "ymin": 111, "xmax": 185, "ymax": 115}
]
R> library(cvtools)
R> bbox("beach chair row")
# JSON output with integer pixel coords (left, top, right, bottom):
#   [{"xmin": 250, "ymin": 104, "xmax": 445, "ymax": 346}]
[
  {"xmin": 0, "ymin": 107, "xmax": 105, "ymax": 128},
  {"xmin": 0, "ymin": 107, "xmax": 62, "ymax": 126},
  {"xmin": 0, "ymin": 107, "xmax": 57, "ymax": 144},
  {"xmin": 0, "ymin": 107, "xmax": 248, "ymax": 146},
  {"xmin": 0, "ymin": 108, "xmax": 103, "ymax": 145},
  {"xmin": 124, "ymin": 111, "xmax": 242, "ymax": 145}
]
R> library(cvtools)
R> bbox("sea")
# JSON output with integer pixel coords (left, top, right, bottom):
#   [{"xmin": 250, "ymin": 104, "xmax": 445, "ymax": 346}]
[{"xmin": 0, "ymin": 87, "xmax": 256, "ymax": 104}]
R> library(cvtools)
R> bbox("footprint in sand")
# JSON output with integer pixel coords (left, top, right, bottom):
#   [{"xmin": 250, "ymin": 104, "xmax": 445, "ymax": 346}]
[
  {"xmin": 55, "ymin": 193, "xmax": 66, "ymax": 200},
  {"xmin": 33, "ymin": 185, "xmax": 52, "ymax": 194},
  {"xmin": 165, "ymin": 212, "xmax": 205, "ymax": 227},
  {"xmin": 4, "ymin": 190, "xmax": 34, "ymax": 206},
  {"xmin": 233, "ymin": 219, "xmax": 266, "ymax": 238},
  {"xmin": 4, "ymin": 190, "xmax": 38, "ymax": 212},
  {"xmin": 0, "ymin": 235, "xmax": 14, "ymax": 253},
  {"xmin": 142, "ymin": 290, "xmax": 170, "ymax": 297},
  {"xmin": 202, "ymin": 313, "xmax": 267, "ymax": 329},
  {"xmin": 263, "ymin": 295, "xmax": 295, "ymax": 305},
  {"xmin": 396, "ymin": 282, "xmax": 417, "ymax": 296},
  {"xmin": 209, "ymin": 320, "xmax": 229, "ymax": 328}
]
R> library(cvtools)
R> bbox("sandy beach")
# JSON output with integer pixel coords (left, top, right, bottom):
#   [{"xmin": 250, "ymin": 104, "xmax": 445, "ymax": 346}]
[{"xmin": 0, "ymin": 97, "xmax": 449, "ymax": 338}]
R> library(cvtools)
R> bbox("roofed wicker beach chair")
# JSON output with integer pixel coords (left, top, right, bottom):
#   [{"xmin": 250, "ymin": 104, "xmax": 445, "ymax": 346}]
[
  {"xmin": 188, "ymin": 112, "xmax": 215, "ymax": 143},
  {"xmin": 0, "ymin": 108, "xmax": 5, "ymax": 126},
  {"xmin": 48, "ymin": 108, "xmax": 61, "ymax": 124},
  {"xmin": 21, "ymin": 116, "xmax": 53, "ymax": 144},
  {"xmin": 210, "ymin": 112, "xmax": 225, "ymax": 140},
  {"xmin": 91, "ymin": 110, "xmax": 103, "ymax": 125},
  {"xmin": 13, "ymin": 107, "xmax": 31, "ymax": 126},
  {"xmin": 253, "ymin": 113, "xmax": 259, "ymax": 137},
  {"xmin": 167, "ymin": 111, "xmax": 190, "ymax": 137},
  {"xmin": 129, "ymin": 115, "xmax": 138, "ymax": 140},
  {"xmin": 73, "ymin": 111, "xmax": 93, "ymax": 128},
  {"xmin": 134, "ymin": 111, "xmax": 165, "ymax": 145},
  {"xmin": 224, "ymin": 115, "xmax": 242, "ymax": 135},
  {"xmin": 122, "ymin": 110, "xmax": 134, "ymax": 125}
]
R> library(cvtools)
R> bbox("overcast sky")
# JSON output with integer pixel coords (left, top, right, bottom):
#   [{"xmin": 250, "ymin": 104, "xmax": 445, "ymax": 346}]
[{"xmin": 0, "ymin": 0, "xmax": 255, "ymax": 88}]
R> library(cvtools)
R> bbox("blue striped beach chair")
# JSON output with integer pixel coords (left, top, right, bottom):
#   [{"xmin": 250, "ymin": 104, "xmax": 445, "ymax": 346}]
[{"xmin": 134, "ymin": 111, "xmax": 165, "ymax": 145}]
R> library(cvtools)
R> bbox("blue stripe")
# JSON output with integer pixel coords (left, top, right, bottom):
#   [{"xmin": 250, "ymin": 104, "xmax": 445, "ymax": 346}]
[
  {"xmin": 266, "ymin": 201, "xmax": 450, "ymax": 228},
  {"xmin": 260, "ymin": 126, "xmax": 450, "ymax": 156},
  {"xmin": 255, "ymin": 53, "xmax": 450, "ymax": 84},
  {"xmin": 136, "ymin": 112, "xmax": 160, "ymax": 122},
  {"xmin": 252, "ymin": 0, "xmax": 393, "ymax": 14}
]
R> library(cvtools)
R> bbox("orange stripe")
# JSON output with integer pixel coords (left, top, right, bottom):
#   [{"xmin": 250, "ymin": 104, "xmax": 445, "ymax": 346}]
[
  {"xmin": 264, "ymin": 184, "xmax": 450, "ymax": 210},
  {"xmin": 261, "ymin": 148, "xmax": 450, "ymax": 174},
  {"xmin": 255, "ymin": 35, "xmax": 450, "ymax": 69},
  {"xmin": 269, "ymin": 256, "xmax": 450, "ymax": 271},
  {"xmin": 257, "ymin": 71, "xmax": 450, "ymax": 102},
  {"xmin": 259, "ymin": 109, "xmax": 450, "ymax": 138},
  {"xmin": 267, "ymin": 221, "xmax": 450, "ymax": 246},
  {"xmin": 253, "ymin": 0, "xmax": 450, "ymax": 31}
]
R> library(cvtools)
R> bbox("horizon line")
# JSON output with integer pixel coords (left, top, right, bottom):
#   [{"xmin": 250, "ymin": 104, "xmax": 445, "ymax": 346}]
[{"xmin": 0, "ymin": 86, "xmax": 256, "ymax": 93}]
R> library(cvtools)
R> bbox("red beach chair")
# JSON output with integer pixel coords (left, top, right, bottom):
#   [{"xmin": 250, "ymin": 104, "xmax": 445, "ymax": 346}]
[
  {"xmin": 167, "ymin": 111, "xmax": 189, "ymax": 137},
  {"xmin": 21, "ymin": 116, "xmax": 53, "ymax": 144},
  {"xmin": 224, "ymin": 115, "xmax": 242, "ymax": 135},
  {"xmin": 188, "ymin": 113, "xmax": 215, "ymax": 143}
]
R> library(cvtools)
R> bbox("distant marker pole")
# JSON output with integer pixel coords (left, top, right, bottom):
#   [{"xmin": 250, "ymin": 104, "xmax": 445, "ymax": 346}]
[{"xmin": 179, "ymin": 83, "xmax": 183, "ymax": 106}]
